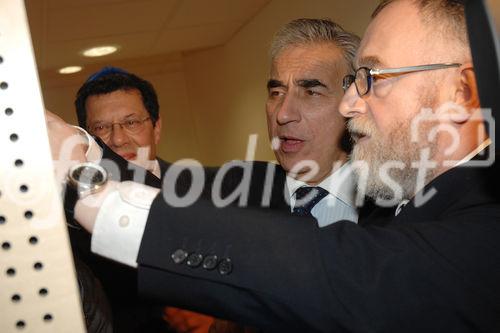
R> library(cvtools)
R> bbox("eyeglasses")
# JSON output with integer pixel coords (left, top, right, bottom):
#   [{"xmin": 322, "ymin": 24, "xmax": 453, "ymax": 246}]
[
  {"xmin": 342, "ymin": 63, "xmax": 462, "ymax": 97},
  {"xmin": 89, "ymin": 116, "xmax": 151, "ymax": 137}
]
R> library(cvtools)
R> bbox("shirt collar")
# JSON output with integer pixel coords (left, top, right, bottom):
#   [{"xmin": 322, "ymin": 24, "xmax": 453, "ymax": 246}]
[
  {"xmin": 455, "ymin": 138, "xmax": 492, "ymax": 167},
  {"xmin": 286, "ymin": 161, "xmax": 357, "ymax": 208},
  {"xmin": 395, "ymin": 199, "xmax": 410, "ymax": 216},
  {"xmin": 150, "ymin": 159, "xmax": 161, "ymax": 179}
]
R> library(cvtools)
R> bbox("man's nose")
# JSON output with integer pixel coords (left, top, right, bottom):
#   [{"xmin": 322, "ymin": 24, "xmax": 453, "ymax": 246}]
[
  {"xmin": 109, "ymin": 123, "xmax": 130, "ymax": 147},
  {"xmin": 339, "ymin": 84, "xmax": 367, "ymax": 118},
  {"xmin": 276, "ymin": 93, "xmax": 301, "ymax": 125}
]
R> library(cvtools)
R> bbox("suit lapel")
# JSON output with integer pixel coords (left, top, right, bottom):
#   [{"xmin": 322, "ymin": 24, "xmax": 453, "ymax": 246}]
[
  {"xmin": 269, "ymin": 164, "xmax": 291, "ymax": 212},
  {"xmin": 157, "ymin": 157, "xmax": 171, "ymax": 181}
]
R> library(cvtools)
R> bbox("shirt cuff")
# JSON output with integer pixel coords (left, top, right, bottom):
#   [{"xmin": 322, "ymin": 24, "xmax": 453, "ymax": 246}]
[
  {"xmin": 91, "ymin": 181, "xmax": 160, "ymax": 267},
  {"xmin": 71, "ymin": 125, "xmax": 102, "ymax": 163}
]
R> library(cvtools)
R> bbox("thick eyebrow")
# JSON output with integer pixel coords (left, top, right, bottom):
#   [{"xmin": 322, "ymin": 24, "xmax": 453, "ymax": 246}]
[
  {"xmin": 297, "ymin": 79, "xmax": 327, "ymax": 89},
  {"xmin": 356, "ymin": 56, "xmax": 385, "ymax": 69},
  {"xmin": 267, "ymin": 79, "xmax": 285, "ymax": 90}
]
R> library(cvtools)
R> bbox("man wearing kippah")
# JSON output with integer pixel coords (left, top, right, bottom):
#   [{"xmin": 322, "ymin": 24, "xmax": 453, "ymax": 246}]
[
  {"xmin": 75, "ymin": 67, "xmax": 168, "ymax": 178},
  {"xmin": 73, "ymin": 68, "xmax": 214, "ymax": 333}
]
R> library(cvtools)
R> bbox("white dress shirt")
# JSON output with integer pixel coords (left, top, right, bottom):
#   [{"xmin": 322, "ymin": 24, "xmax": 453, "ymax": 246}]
[{"xmin": 287, "ymin": 162, "xmax": 358, "ymax": 226}]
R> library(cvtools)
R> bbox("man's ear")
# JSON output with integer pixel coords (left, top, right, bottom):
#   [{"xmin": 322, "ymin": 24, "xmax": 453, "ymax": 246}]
[
  {"xmin": 455, "ymin": 64, "xmax": 480, "ymax": 109},
  {"xmin": 444, "ymin": 64, "xmax": 480, "ymax": 124},
  {"xmin": 153, "ymin": 116, "xmax": 162, "ymax": 145}
]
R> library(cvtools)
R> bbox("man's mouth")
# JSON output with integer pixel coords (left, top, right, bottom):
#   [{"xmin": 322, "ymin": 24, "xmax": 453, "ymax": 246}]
[
  {"xmin": 279, "ymin": 136, "xmax": 305, "ymax": 153},
  {"xmin": 350, "ymin": 131, "xmax": 370, "ymax": 143}
]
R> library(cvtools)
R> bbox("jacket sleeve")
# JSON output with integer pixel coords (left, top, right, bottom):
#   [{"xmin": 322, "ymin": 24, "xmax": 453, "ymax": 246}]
[{"xmin": 137, "ymin": 194, "xmax": 500, "ymax": 332}]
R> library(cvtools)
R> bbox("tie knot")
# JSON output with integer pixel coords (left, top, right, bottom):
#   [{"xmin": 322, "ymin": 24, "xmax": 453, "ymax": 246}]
[{"xmin": 293, "ymin": 186, "xmax": 329, "ymax": 217}]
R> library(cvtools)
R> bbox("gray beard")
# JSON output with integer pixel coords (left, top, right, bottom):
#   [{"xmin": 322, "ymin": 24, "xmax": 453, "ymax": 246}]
[{"xmin": 350, "ymin": 118, "xmax": 439, "ymax": 206}]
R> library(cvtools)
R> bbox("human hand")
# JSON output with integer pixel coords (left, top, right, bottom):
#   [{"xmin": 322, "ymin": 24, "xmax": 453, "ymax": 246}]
[
  {"xmin": 74, "ymin": 181, "xmax": 119, "ymax": 233},
  {"xmin": 45, "ymin": 110, "xmax": 88, "ymax": 183}
]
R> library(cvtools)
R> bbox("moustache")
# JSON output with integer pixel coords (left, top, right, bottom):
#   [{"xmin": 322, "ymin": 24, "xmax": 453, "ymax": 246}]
[{"xmin": 347, "ymin": 118, "xmax": 377, "ymax": 140}]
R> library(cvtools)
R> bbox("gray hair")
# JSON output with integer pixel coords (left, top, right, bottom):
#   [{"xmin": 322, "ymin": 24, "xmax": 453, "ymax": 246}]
[{"xmin": 270, "ymin": 18, "xmax": 361, "ymax": 72}]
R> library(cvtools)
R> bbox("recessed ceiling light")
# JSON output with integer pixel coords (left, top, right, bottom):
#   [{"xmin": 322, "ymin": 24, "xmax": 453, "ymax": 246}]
[
  {"xmin": 58, "ymin": 66, "xmax": 83, "ymax": 74},
  {"xmin": 82, "ymin": 45, "xmax": 118, "ymax": 57}
]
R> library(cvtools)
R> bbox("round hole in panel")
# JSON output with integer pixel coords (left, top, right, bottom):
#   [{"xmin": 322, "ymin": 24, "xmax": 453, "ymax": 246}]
[
  {"xmin": 2, "ymin": 241, "xmax": 11, "ymax": 250},
  {"xmin": 15, "ymin": 320, "xmax": 25, "ymax": 329},
  {"xmin": 6, "ymin": 268, "xmax": 16, "ymax": 276},
  {"xmin": 29, "ymin": 236, "xmax": 38, "ymax": 245},
  {"xmin": 10, "ymin": 133, "xmax": 19, "ymax": 142},
  {"xmin": 43, "ymin": 313, "xmax": 53, "ymax": 322},
  {"xmin": 11, "ymin": 294, "xmax": 21, "ymax": 303},
  {"xmin": 0, "ymin": 215, "xmax": 6, "ymax": 224},
  {"xmin": 20, "ymin": 184, "xmax": 28, "ymax": 193},
  {"xmin": 39, "ymin": 288, "xmax": 48, "ymax": 296},
  {"xmin": 33, "ymin": 262, "xmax": 43, "ymax": 271},
  {"xmin": 24, "ymin": 210, "xmax": 33, "ymax": 219},
  {"xmin": 0, "ymin": 55, "xmax": 3, "ymax": 64},
  {"xmin": 0, "ymin": 81, "xmax": 8, "ymax": 90},
  {"xmin": 14, "ymin": 159, "xmax": 23, "ymax": 167},
  {"xmin": 5, "ymin": 107, "xmax": 13, "ymax": 116}
]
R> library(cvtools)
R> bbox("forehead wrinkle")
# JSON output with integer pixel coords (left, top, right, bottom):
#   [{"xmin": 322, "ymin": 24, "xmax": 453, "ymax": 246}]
[
  {"xmin": 291, "ymin": 60, "xmax": 346, "ymax": 92},
  {"xmin": 271, "ymin": 46, "xmax": 347, "ymax": 89}
]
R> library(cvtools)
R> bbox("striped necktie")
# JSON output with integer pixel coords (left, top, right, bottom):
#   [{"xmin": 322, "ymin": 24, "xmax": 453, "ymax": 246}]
[{"xmin": 292, "ymin": 186, "xmax": 329, "ymax": 217}]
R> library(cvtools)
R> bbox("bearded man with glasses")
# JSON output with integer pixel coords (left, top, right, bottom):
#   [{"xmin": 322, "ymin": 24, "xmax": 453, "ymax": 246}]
[{"xmin": 339, "ymin": 0, "xmax": 491, "ymax": 208}]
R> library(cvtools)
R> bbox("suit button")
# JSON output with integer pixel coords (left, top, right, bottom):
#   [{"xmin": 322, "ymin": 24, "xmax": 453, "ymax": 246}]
[
  {"xmin": 171, "ymin": 249, "xmax": 188, "ymax": 264},
  {"xmin": 218, "ymin": 258, "xmax": 232, "ymax": 275},
  {"xmin": 186, "ymin": 253, "xmax": 203, "ymax": 267},
  {"xmin": 202, "ymin": 255, "xmax": 218, "ymax": 270}
]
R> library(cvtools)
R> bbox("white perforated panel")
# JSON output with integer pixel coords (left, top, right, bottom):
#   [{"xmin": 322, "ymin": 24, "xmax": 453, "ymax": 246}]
[{"xmin": 0, "ymin": 1, "xmax": 85, "ymax": 332}]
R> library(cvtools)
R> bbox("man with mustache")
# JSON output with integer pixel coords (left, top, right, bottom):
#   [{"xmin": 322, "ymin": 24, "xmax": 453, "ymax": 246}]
[
  {"xmin": 50, "ymin": 0, "xmax": 500, "ymax": 331},
  {"xmin": 73, "ymin": 67, "xmax": 218, "ymax": 333},
  {"xmin": 72, "ymin": 67, "xmax": 176, "ymax": 333},
  {"xmin": 265, "ymin": 18, "xmax": 361, "ymax": 225},
  {"xmin": 75, "ymin": 67, "xmax": 168, "ymax": 177}
]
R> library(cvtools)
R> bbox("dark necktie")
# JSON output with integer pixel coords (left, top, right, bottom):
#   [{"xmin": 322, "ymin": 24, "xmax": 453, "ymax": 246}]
[{"xmin": 292, "ymin": 186, "xmax": 329, "ymax": 217}]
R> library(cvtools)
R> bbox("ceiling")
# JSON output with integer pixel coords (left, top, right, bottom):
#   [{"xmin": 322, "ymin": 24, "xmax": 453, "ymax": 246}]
[
  {"xmin": 25, "ymin": 0, "xmax": 271, "ymax": 74},
  {"xmin": 25, "ymin": 0, "xmax": 500, "ymax": 86}
]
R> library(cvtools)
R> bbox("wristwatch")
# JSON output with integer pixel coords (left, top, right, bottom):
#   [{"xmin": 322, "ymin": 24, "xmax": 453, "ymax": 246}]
[{"xmin": 64, "ymin": 162, "xmax": 108, "ymax": 222}]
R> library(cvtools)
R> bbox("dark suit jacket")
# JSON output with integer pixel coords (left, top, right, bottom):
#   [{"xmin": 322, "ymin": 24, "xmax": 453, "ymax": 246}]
[{"xmin": 137, "ymin": 158, "xmax": 500, "ymax": 332}]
